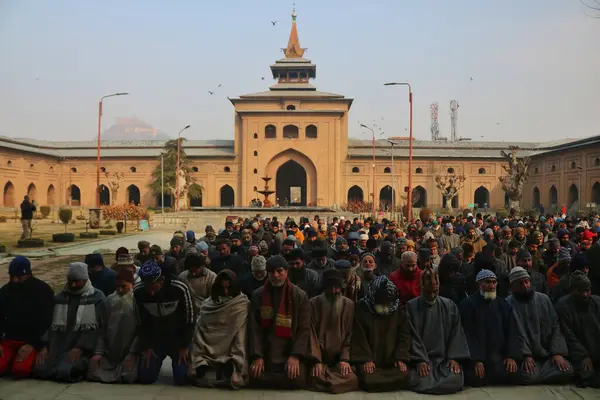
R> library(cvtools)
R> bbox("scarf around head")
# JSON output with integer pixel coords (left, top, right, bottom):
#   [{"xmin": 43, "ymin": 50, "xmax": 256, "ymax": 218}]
[
  {"xmin": 260, "ymin": 278, "xmax": 293, "ymax": 339},
  {"xmin": 52, "ymin": 280, "xmax": 101, "ymax": 332},
  {"xmin": 360, "ymin": 275, "xmax": 399, "ymax": 316}
]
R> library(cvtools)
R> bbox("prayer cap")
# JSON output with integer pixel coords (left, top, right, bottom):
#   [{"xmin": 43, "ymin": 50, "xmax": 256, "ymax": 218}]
[
  {"xmin": 139, "ymin": 260, "xmax": 162, "ymax": 281},
  {"xmin": 420, "ymin": 267, "xmax": 440, "ymax": 290},
  {"xmin": 406, "ymin": 239, "xmax": 415, "ymax": 248},
  {"xmin": 569, "ymin": 270, "xmax": 591, "ymax": 291},
  {"xmin": 173, "ymin": 231, "xmax": 185, "ymax": 239},
  {"xmin": 508, "ymin": 266, "xmax": 529, "ymax": 283},
  {"xmin": 117, "ymin": 254, "xmax": 134, "ymax": 266},
  {"xmin": 360, "ymin": 252, "xmax": 376, "ymax": 261},
  {"xmin": 347, "ymin": 231, "xmax": 360, "ymax": 241},
  {"xmin": 249, "ymin": 244, "xmax": 259, "ymax": 253},
  {"xmin": 450, "ymin": 246, "xmax": 464, "ymax": 256},
  {"xmin": 258, "ymin": 240, "xmax": 269, "ymax": 251},
  {"xmin": 8, "ymin": 256, "xmax": 31, "ymax": 277},
  {"xmin": 445, "ymin": 223, "xmax": 453, "ymax": 230},
  {"xmin": 360, "ymin": 233, "xmax": 369, "ymax": 241},
  {"xmin": 186, "ymin": 230, "xmax": 195, "ymax": 240},
  {"xmin": 195, "ymin": 241, "xmax": 209, "ymax": 252},
  {"xmin": 251, "ymin": 255, "xmax": 267, "ymax": 272},
  {"xmin": 396, "ymin": 237, "xmax": 408, "ymax": 246},
  {"xmin": 581, "ymin": 230, "xmax": 597, "ymax": 241},
  {"xmin": 400, "ymin": 251, "xmax": 417, "ymax": 264},
  {"xmin": 571, "ymin": 253, "xmax": 589, "ymax": 272},
  {"xmin": 137, "ymin": 240, "xmax": 150, "ymax": 250},
  {"xmin": 418, "ymin": 247, "xmax": 432, "ymax": 261},
  {"xmin": 475, "ymin": 269, "xmax": 497, "ymax": 282},
  {"xmin": 516, "ymin": 249, "xmax": 532, "ymax": 262},
  {"xmin": 170, "ymin": 237, "xmax": 183, "ymax": 247},
  {"xmin": 67, "ymin": 262, "xmax": 89, "ymax": 280},
  {"xmin": 323, "ymin": 269, "xmax": 344, "ymax": 288},
  {"xmin": 266, "ymin": 255, "xmax": 289, "ymax": 271},
  {"xmin": 116, "ymin": 269, "xmax": 135, "ymax": 284},
  {"xmin": 311, "ymin": 246, "xmax": 328, "ymax": 258},
  {"xmin": 149, "ymin": 245, "xmax": 163, "ymax": 256},
  {"xmin": 334, "ymin": 259, "xmax": 352, "ymax": 270}
]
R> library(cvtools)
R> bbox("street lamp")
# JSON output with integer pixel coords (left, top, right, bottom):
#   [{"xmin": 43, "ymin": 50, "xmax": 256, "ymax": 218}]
[
  {"xmin": 384, "ymin": 82, "xmax": 413, "ymax": 221},
  {"xmin": 387, "ymin": 140, "xmax": 399, "ymax": 221},
  {"xmin": 96, "ymin": 92, "xmax": 129, "ymax": 208},
  {"xmin": 360, "ymin": 123, "xmax": 376, "ymax": 218},
  {"xmin": 161, "ymin": 151, "xmax": 165, "ymax": 215},
  {"xmin": 175, "ymin": 125, "xmax": 191, "ymax": 211}
]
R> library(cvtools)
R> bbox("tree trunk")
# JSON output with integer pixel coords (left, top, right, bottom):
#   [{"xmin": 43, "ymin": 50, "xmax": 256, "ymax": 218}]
[{"xmin": 509, "ymin": 199, "xmax": 521, "ymax": 214}]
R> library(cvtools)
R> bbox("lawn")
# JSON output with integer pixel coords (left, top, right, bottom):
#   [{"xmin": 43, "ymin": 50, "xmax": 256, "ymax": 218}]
[{"xmin": 0, "ymin": 255, "xmax": 90, "ymax": 291}]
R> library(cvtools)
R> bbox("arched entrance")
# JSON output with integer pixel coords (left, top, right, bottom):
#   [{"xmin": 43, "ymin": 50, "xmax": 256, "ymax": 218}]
[
  {"xmin": 99, "ymin": 185, "xmax": 110, "ymax": 206},
  {"xmin": 549, "ymin": 185, "xmax": 558, "ymax": 207},
  {"xmin": 533, "ymin": 187, "xmax": 540, "ymax": 209},
  {"xmin": 347, "ymin": 185, "xmax": 364, "ymax": 203},
  {"xmin": 568, "ymin": 184, "xmax": 579, "ymax": 210},
  {"xmin": 27, "ymin": 183, "xmax": 37, "ymax": 201},
  {"xmin": 592, "ymin": 182, "xmax": 600, "ymax": 205},
  {"xmin": 276, "ymin": 160, "xmax": 306, "ymax": 206},
  {"xmin": 379, "ymin": 185, "xmax": 394, "ymax": 211},
  {"xmin": 474, "ymin": 186, "xmax": 489, "ymax": 208},
  {"xmin": 188, "ymin": 184, "xmax": 203, "ymax": 207},
  {"xmin": 68, "ymin": 185, "xmax": 81, "ymax": 206},
  {"xmin": 156, "ymin": 193, "xmax": 173, "ymax": 208},
  {"xmin": 3, "ymin": 181, "xmax": 15, "ymax": 207},
  {"xmin": 47, "ymin": 184, "xmax": 56, "ymax": 206},
  {"xmin": 412, "ymin": 186, "xmax": 427, "ymax": 207},
  {"xmin": 127, "ymin": 184, "xmax": 141, "ymax": 205},
  {"xmin": 220, "ymin": 185, "xmax": 234, "ymax": 206}
]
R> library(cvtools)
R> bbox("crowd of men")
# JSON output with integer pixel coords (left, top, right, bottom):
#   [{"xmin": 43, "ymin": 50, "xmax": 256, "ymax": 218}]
[{"xmin": 1, "ymin": 212, "xmax": 600, "ymax": 393}]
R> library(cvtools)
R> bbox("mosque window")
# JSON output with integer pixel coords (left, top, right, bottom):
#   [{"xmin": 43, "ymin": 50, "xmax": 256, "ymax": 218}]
[
  {"xmin": 253, "ymin": 169, "xmax": 258, "ymax": 174},
  {"xmin": 306, "ymin": 124, "xmax": 318, "ymax": 139},
  {"xmin": 596, "ymin": 157, "xmax": 600, "ymax": 167},
  {"xmin": 283, "ymin": 125, "xmax": 299, "ymax": 139},
  {"xmin": 416, "ymin": 167, "xmax": 423, "ymax": 174},
  {"xmin": 254, "ymin": 151, "xmax": 258, "ymax": 156},
  {"xmin": 447, "ymin": 167, "xmax": 455, "ymax": 173},
  {"xmin": 570, "ymin": 161, "xmax": 577, "ymax": 169},
  {"xmin": 130, "ymin": 166, "xmax": 137, "ymax": 173},
  {"xmin": 253, "ymin": 133, "xmax": 258, "ymax": 139},
  {"xmin": 7, "ymin": 160, "xmax": 12, "ymax": 166},
  {"xmin": 478, "ymin": 167, "xmax": 486, "ymax": 174},
  {"xmin": 384, "ymin": 167, "xmax": 391, "ymax": 173},
  {"xmin": 71, "ymin": 167, "xmax": 77, "ymax": 173},
  {"xmin": 551, "ymin": 165, "xmax": 556, "ymax": 172},
  {"xmin": 192, "ymin": 166, "xmax": 198, "ymax": 172},
  {"xmin": 286, "ymin": 105, "xmax": 296, "ymax": 111},
  {"xmin": 224, "ymin": 166, "xmax": 231, "ymax": 173},
  {"xmin": 352, "ymin": 167, "xmax": 360, "ymax": 173},
  {"xmin": 265, "ymin": 124, "xmax": 276, "ymax": 139},
  {"xmin": 100, "ymin": 167, "xmax": 106, "ymax": 173}
]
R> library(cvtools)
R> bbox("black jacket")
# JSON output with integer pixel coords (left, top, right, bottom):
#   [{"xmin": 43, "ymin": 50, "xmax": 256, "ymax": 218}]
[
  {"xmin": 20, "ymin": 200, "xmax": 36, "ymax": 220},
  {"xmin": 133, "ymin": 278, "xmax": 195, "ymax": 351},
  {"xmin": 0, "ymin": 277, "xmax": 54, "ymax": 349},
  {"xmin": 210, "ymin": 253, "xmax": 245, "ymax": 278}
]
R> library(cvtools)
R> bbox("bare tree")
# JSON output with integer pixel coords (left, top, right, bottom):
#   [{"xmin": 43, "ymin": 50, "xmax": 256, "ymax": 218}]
[
  {"xmin": 435, "ymin": 173, "xmax": 467, "ymax": 213},
  {"xmin": 581, "ymin": 0, "xmax": 600, "ymax": 18},
  {"xmin": 499, "ymin": 146, "xmax": 531, "ymax": 214},
  {"xmin": 104, "ymin": 172, "xmax": 124, "ymax": 204}
]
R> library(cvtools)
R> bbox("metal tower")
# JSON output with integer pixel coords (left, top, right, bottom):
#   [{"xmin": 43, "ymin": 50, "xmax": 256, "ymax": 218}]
[
  {"xmin": 450, "ymin": 100, "xmax": 459, "ymax": 141},
  {"xmin": 430, "ymin": 102, "xmax": 440, "ymax": 141}
]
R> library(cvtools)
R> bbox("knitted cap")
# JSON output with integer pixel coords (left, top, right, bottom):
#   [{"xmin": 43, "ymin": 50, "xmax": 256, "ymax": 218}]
[
  {"xmin": 420, "ymin": 267, "xmax": 440, "ymax": 290},
  {"xmin": 8, "ymin": 256, "xmax": 32, "ymax": 277},
  {"xmin": 137, "ymin": 240, "xmax": 150, "ymax": 250},
  {"xmin": 117, "ymin": 254, "xmax": 134, "ymax": 266},
  {"xmin": 334, "ymin": 259, "xmax": 352, "ymax": 270},
  {"xmin": 516, "ymin": 249, "xmax": 532, "ymax": 262},
  {"xmin": 266, "ymin": 255, "xmax": 289, "ymax": 271},
  {"xmin": 475, "ymin": 269, "xmax": 497, "ymax": 282},
  {"xmin": 509, "ymin": 266, "xmax": 529, "ymax": 283},
  {"xmin": 558, "ymin": 247, "xmax": 571, "ymax": 263},
  {"xmin": 195, "ymin": 241, "xmax": 209, "ymax": 252},
  {"xmin": 323, "ymin": 269, "xmax": 344, "ymax": 288},
  {"xmin": 569, "ymin": 270, "xmax": 591, "ymax": 291},
  {"xmin": 251, "ymin": 255, "xmax": 267, "ymax": 272},
  {"xmin": 67, "ymin": 262, "xmax": 89, "ymax": 280},
  {"xmin": 139, "ymin": 260, "xmax": 162, "ymax": 281},
  {"xmin": 149, "ymin": 245, "xmax": 163, "ymax": 256}
]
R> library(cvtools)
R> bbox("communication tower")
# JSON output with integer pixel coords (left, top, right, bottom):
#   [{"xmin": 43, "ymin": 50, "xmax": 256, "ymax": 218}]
[
  {"xmin": 430, "ymin": 103, "xmax": 440, "ymax": 141},
  {"xmin": 450, "ymin": 100, "xmax": 459, "ymax": 141}
]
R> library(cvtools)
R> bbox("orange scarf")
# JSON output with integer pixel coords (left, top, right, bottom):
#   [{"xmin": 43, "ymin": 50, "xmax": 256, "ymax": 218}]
[{"xmin": 260, "ymin": 279, "xmax": 293, "ymax": 339}]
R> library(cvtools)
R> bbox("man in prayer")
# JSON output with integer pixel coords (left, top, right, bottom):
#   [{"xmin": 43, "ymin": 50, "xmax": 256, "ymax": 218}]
[
  {"xmin": 506, "ymin": 266, "xmax": 573, "ymax": 384},
  {"xmin": 135, "ymin": 260, "xmax": 195, "ymax": 385},
  {"xmin": 555, "ymin": 271, "xmax": 600, "ymax": 387},
  {"xmin": 515, "ymin": 249, "xmax": 548, "ymax": 294},
  {"xmin": 85, "ymin": 253, "xmax": 116, "ymax": 297},
  {"xmin": 211, "ymin": 238, "xmax": 245, "ymax": 277},
  {"xmin": 0, "ymin": 256, "xmax": 54, "ymax": 378},
  {"xmin": 248, "ymin": 255, "xmax": 311, "ymax": 389},
  {"xmin": 240, "ymin": 255, "xmax": 267, "ymax": 297},
  {"xmin": 189, "ymin": 269, "xmax": 250, "ymax": 389},
  {"xmin": 149, "ymin": 245, "xmax": 178, "ymax": 278},
  {"xmin": 308, "ymin": 269, "xmax": 359, "ymax": 394},
  {"xmin": 459, "ymin": 269, "xmax": 521, "ymax": 386},
  {"xmin": 389, "ymin": 251, "xmax": 422, "ymax": 302},
  {"xmin": 285, "ymin": 248, "xmax": 322, "ymax": 298},
  {"xmin": 376, "ymin": 241, "xmax": 400, "ymax": 276},
  {"xmin": 306, "ymin": 246, "xmax": 335, "ymax": 276},
  {"xmin": 135, "ymin": 241, "xmax": 152, "ymax": 265},
  {"xmin": 33, "ymin": 263, "xmax": 106, "ymax": 382},
  {"xmin": 440, "ymin": 223, "xmax": 460, "ymax": 255},
  {"xmin": 88, "ymin": 269, "xmax": 138, "ymax": 383},
  {"xmin": 334, "ymin": 260, "xmax": 363, "ymax": 302},
  {"xmin": 351, "ymin": 275, "xmax": 412, "ymax": 392},
  {"xmin": 407, "ymin": 268, "xmax": 470, "ymax": 394},
  {"xmin": 178, "ymin": 252, "xmax": 217, "ymax": 314}
]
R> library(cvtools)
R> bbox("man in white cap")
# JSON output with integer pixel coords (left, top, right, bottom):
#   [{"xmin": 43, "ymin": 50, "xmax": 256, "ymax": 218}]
[
  {"xmin": 33, "ymin": 262, "xmax": 107, "ymax": 382},
  {"xmin": 506, "ymin": 266, "xmax": 573, "ymax": 385},
  {"xmin": 459, "ymin": 269, "xmax": 521, "ymax": 386},
  {"xmin": 240, "ymin": 255, "xmax": 268, "ymax": 297}
]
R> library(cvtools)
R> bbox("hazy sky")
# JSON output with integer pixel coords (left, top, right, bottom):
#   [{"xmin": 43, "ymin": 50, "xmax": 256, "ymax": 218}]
[{"xmin": 1, "ymin": 0, "xmax": 599, "ymax": 143}]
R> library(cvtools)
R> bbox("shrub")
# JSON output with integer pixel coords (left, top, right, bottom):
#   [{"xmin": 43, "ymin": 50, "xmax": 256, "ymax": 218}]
[
  {"xmin": 80, "ymin": 232, "xmax": 98, "ymax": 239},
  {"xmin": 99, "ymin": 230, "xmax": 117, "ymax": 235},
  {"xmin": 52, "ymin": 233, "xmax": 75, "ymax": 243},
  {"xmin": 17, "ymin": 238, "xmax": 44, "ymax": 248},
  {"xmin": 40, "ymin": 206, "xmax": 51, "ymax": 218},
  {"xmin": 59, "ymin": 208, "xmax": 73, "ymax": 233},
  {"xmin": 0, "ymin": 244, "xmax": 6, "ymax": 252}
]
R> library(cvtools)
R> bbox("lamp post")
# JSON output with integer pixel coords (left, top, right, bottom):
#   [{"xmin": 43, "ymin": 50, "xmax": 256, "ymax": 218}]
[
  {"xmin": 360, "ymin": 123, "xmax": 376, "ymax": 218},
  {"xmin": 175, "ymin": 125, "xmax": 191, "ymax": 212},
  {"xmin": 387, "ymin": 140, "xmax": 399, "ymax": 221},
  {"xmin": 96, "ymin": 92, "xmax": 129, "ymax": 208},
  {"xmin": 161, "ymin": 151, "xmax": 165, "ymax": 214},
  {"xmin": 384, "ymin": 82, "xmax": 413, "ymax": 221}
]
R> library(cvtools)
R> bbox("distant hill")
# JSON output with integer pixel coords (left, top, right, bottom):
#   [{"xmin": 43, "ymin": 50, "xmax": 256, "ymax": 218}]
[{"xmin": 102, "ymin": 117, "xmax": 171, "ymax": 141}]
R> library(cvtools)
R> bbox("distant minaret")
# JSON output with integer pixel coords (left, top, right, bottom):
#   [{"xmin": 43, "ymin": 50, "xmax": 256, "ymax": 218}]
[{"xmin": 450, "ymin": 100, "xmax": 459, "ymax": 141}]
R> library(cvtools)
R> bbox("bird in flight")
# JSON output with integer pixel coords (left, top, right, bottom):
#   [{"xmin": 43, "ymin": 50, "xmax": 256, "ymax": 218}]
[
  {"xmin": 271, "ymin": 21, "xmax": 278, "ymax": 26},
  {"xmin": 208, "ymin": 91, "xmax": 214, "ymax": 95},
  {"xmin": 470, "ymin": 77, "xmax": 473, "ymax": 81},
  {"xmin": 261, "ymin": 77, "xmax": 265, "ymax": 80},
  {"xmin": 217, "ymin": 84, "xmax": 222, "ymax": 88}
]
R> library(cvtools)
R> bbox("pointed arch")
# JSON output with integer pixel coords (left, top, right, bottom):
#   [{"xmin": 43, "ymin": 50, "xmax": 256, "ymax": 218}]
[
  {"xmin": 593, "ymin": 182, "xmax": 600, "ymax": 205},
  {"xmin": 99, "ymin": 184, "xmax": 110, "ymax": 206},
  {"xmin": 265, "ymin": 148, "xmax": 318, "ymax": 206},
  {"xmin": 188, "ymin": 183, "xmax": 203, "ymax": 207},
  {"xmin": 379, "ymin": 185, "xmax": 394, "ymax": 211},
  {"xmin": 549, "ymin": 185, "xmax": 558, "ymax": 206},
  {"xmin": 533, "ymin": 187, "xmax": 540, "ymax": 209},
  {"xmin": 347, "ymin": 185, "xmax": 364, "ymax": 203},
  {"xmin": 127, "ymin": 184, "xmax": 141, "ymax": 205},
  {"xmin": 568, "ymin": 184, "xmax": 579, "ymax": 209},
  {"xmin": 47, "ymin": 184, "xmax": 56, "ymax": 206},
  {"xmin": 412, "ymin": 185, "xmax": 427, "ymax": 207},
  {"xmin": 3, "ymin": 181, "xmax": 15, "ymax": 207},
  {"xmin": 27, "ymin": 183, "xmax": 37, "ymax": 201},
  {"xmin": 474, "ymin": 186, "xmax": 490, "ymax": 208},
  {"xmin": 68, "ymin": 184, "xmax": 81, "ymax": 206},
  {"xmin": 220, "ymin": 185, "xmax": 234, "ymax": 206}
]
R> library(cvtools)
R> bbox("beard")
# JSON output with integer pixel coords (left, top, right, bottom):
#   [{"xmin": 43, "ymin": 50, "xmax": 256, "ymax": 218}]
[
  {"xmin": 252, "ymin": 272, "xmax": 266, "ymax": 281},
  {"xmin": 480, "ymin": 289, "xmax": 497, "ymax": 300},
  {"xmin": 111, "ymin": 291, "xmax": 134, "ymax": 312},
  {"xmin": 422, "ymin": 294, "xmax": 438, "ymax": 306},
  {"xmin": 270, "ymin": 278, "xmax": 285, "ymax": 287},
  {"xmin": 324, "ymin": 292, "xmax": 344, "ymax": 320}
]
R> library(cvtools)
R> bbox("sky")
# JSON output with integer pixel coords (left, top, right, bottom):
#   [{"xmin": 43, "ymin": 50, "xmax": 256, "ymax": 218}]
[{"xmin": 1, "ymin": 0, "xmax": 599, "ymax": 143}]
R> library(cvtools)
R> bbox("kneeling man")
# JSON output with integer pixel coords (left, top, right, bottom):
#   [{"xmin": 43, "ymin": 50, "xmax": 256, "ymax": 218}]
[
  {"xmin": 189, "ymin": 269, "xmax": 250, "ymax": 389},
  {"xmin": 408, "ymin": 267, "xmax": 470, "ymax": 394},
  {"xmin": 308, "ymin": 269, "xmax": 359, "ymax": 394},
  {"xmin": 88, "ymin": 269, "xmax": 138, "ymax": 383},
  {"xmin": 248, "ymin": 255, "xmax": 311, "ymax": 389},
  {"xmin": 351, "ymin": 275, "xmax": 412, "ymax": 392}
]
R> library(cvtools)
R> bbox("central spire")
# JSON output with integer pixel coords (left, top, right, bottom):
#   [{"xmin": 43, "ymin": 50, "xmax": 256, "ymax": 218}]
[{"xmin": 284, "ymin": 6, "xmax": 305, "ymax": 58}]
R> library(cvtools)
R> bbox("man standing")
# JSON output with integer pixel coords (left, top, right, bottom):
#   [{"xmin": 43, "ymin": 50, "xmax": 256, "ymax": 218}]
[
  {"xmin": 515, "ymin": 249, "xmax": 548, "ymax": 295},
  {"xmin": 20, "ymin": 195, "xmax": 36, "ymax": 240},
  {"xmin": 306, "ymin": 246, "xmax": 335, "ymax": 276},
  {"xmin": 88, "ymin": 270, "xmax": 138, "ymax": 383},
  {"xmin": 308, "ymin": 269, "xmax": 359, "ymax": 394},
  {"xmin": 351, "ymin": 275, "xmax": 412, "ymax": 392},
  {"xmin": 149, "ymin": 245, "xmax": 178, "ymax": 278},
  {"xmin": 178, "ymin": 253, "xmax": 217, "ymax": 314},
  {"xmin": 555, "ymin": 271, "xmax": 600, "ymax": 388},
  {"xmin": 33, "ymin": 263, "xmax": 106, "ymax": 382},
  {"xmin": 134, "ymin": 261, "xmax": 195, "ymax": 385},
  {"xmin": 85, "ymin": 253, "xmax": 117, "ymax": 297},
  {"xmin": 407, "ymin": 268, "xmax": 470, "ymax": 394},
  {"xmin": 389, "ymin": 251, "xmax": 422, "ymax": 303},
  {"xmin": 334, "ymin": 260, "xmax": 363, "ymax": 302},
  {"xmin": 248, "ymin": 255, "xmax": 311, "ymax": 389},
  {"xmin": 440, "ymin": 224, "xmax": 460, "ymax": 255},
  {"xmin": 240, "ymin": 256, "xmax": 267, "ymax": 297},
  {"xmin": 506, "ymin": 267, "xmax": 573, "ymax": 384},
  {"xmin": 135, "ymin": 241, "xmax": 152, "ymax": 265},
  {"xmin": 211, "ymin": 238, "xmax": 245, "ymax": 277},
  {"xmin": 459, "ymin": 270, "xmax": 521, "ymax": 386},
  {"xmin": 0, "ymin": 257, "xmax": 54, "ymax": 378},
  {"xmin": 376, "ymin": 242, "xmax": 400, "ymax": 276},
  {"xmin": 285, "ymin": 248, "xmax": 322, "ymax": 298},
  {"xmin": 189, "ymin": 270, "xmax": 250, "ymax": 389}
]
